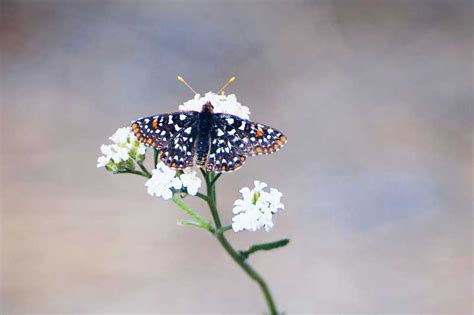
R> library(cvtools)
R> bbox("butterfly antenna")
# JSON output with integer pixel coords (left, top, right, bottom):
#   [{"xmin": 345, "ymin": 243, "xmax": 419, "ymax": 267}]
[
  {"xmin": 177, "ymin": 76, "xmax": 198, "ymax": 94},
  {"xmin": 217, "ymin": 76, "xmax": 236, "ymax": 95}
]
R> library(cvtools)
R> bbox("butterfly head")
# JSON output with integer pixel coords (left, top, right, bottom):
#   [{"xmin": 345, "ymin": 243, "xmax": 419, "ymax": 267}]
[{"xmin": 202, "ymin": 101, "xmax": 214, "ymax": 113}]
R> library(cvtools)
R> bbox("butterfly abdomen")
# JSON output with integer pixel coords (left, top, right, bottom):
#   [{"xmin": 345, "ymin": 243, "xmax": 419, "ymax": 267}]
[{"xmin": 195, "ymin": 110, "xmax": 213, "ymax": 167}]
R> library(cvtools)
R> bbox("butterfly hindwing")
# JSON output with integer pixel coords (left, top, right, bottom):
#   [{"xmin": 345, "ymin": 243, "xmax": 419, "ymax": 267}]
[
  {"xmin": 159, "ymin": 121, "xmax": 198, "ymax": 169},
  {"xmin": 131, "ymin": 111, "xmax": 198, "ymax": 149},
  {"xmin": 206, "ymin": 119, "xmax": 247, "ymax": 172}
]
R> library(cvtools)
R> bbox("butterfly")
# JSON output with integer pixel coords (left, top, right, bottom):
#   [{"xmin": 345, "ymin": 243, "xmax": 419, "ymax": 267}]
[{"xmin": 131, "ymin": 102, "xmax": 287, "ymax": 172}]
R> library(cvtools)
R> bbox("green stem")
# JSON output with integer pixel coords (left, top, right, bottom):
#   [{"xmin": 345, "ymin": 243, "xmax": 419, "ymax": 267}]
[
  {"xmin": 137, "ymin": 161, "xmax": 152, "ymax": 178},
  {"xmin": 205, "ymin": 172, "xmax": 222, "ymax": 228},
  {"xmin": 117, "ymin": 169, "xmax": 150, "ymax": 178},
  {"xmin": 204, "ymin": 170, "xmax": 279, "ymax": 315},
  {"xmin": 195, "ymin": 192, "xmax": 209, "ymax": 202},
  {"xmin": 216, "ymin": 224, "xmax": 232, "ymax": 234},
  {"xmin": 153, "ymin": 148, "xmax": 159, "ymax": 167},
  {"xmin": 172, "ymin": 195, "xmax": 213, "ymax": 232},
  {"xmin": 210, "ymin": 173, "xmax": 222, "ymax": 186},
  {"xmin": 122, "ymin": 163, "xmax": 280, "ymax": 314},
  {"xmin": 216, "ymin": 233, "xmax": 278, "ymax": 315}
]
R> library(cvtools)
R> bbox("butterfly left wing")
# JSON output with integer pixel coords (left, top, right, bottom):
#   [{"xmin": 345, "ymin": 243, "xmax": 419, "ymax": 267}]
[
  {"xmin": 132, "ymin": 111, "xmax": 199, "ymax": 169},
  {"xmin": 206, "ymin": 114, "xmax": 287, "ymax": 172},
  {"xmin": 131, "ymin": 111, "xmax": 198, "ymax": 149},
  {"xmin": 159, "ymin": 121, "xmax": 198, "ymax": 169}
]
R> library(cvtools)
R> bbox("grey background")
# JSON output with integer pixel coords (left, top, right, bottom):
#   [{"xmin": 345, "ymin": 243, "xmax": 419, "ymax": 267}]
[{"xmin": 1, "ymin": 0, "xmax": 472, "ymax": 313}]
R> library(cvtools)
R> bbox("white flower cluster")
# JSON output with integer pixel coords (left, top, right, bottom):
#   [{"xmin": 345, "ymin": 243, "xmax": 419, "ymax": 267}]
[
  {"xmin": 145, "ymin": 162, "xmax": 202, "ymax": 200},
  {"xmin": 232, "ymin": 181, "xmax": 284, "ymax": 232},
  {"xmin": 97, "ymin": 127, "xmax": 147, "ymax": 171},
  {"xmin": 179, "ymin": 92, "xmax": 251, "ymax": 119}
]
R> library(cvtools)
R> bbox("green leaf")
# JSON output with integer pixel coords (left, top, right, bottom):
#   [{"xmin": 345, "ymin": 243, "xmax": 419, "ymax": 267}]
[
  {"xmin": 172, "ymin": 196, "xmax": 214, "ymax": 233},
  {"xmin": 177, "ymin": 220, "xmax": 209, "ymax": 230},
  {"xmin": 239, "ymin": 239, "xmax": 290, "ymax": 260}
]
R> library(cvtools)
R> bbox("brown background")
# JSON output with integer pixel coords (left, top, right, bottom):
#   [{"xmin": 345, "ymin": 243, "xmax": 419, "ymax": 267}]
[{"xmin": 1, "ymin": 0, "xmax": 472, "ymax": 313}]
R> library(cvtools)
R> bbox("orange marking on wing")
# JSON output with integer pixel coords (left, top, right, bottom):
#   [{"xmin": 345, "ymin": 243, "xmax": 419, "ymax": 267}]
[
  {"xmin": 146, "ymin": 138, "xmax": 153, "ymax": 144},
  {"xmin": 256, "ymin": 147, "xmax": 262, "ymax": 153},
  {"xmin": 256, "ymin": 128, "xmax": 264, "ymax": 138},
  {"xmin": 221, "ymin": 165, "xmax": 227, "ymax": 171},
  {"xmin": 276, "ymin": 140, "xmax": 283, "ymax": 146},
  {"xmin": 280, "ymin": 135, "xmax": 287, "ymax": 142},
  {"xmin": 171, "ymin": 162, "xmax": 176, "ymax": 167},
  {"xmin": 131, "ymin": 123, "xmax": 138, "ymax": 129},
  {"xmin": 152, "ymin": 119, "xmax": 158, "ymax": 129}
]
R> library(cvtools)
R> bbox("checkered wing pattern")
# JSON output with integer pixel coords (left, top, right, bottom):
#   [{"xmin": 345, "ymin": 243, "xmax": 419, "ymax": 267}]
[
  {"xmin": 206, "ymin": 114, "xmax": 287, "ymax": 172},
  {"xmin": 131, "ymin": 111, "xmax": 199, "ymax": 169}
]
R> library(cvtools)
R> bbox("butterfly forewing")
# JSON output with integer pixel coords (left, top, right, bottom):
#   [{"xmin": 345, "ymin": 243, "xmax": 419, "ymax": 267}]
[{"xmin": 213, "ymin": 114, "xmax": 287, "ymax": 156}]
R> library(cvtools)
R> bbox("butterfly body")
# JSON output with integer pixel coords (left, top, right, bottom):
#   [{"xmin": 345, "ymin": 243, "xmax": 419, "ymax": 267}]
[
  {"xmin": 195, "ymin": 103, "xmax": 214, "ymax": 167},
  {"xmin": 131, "ymin": 102, "xmax": 287, "ymax": 173}
]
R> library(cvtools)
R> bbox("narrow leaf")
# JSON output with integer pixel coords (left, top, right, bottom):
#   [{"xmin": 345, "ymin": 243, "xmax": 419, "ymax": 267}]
[{"xmin": 240, "ymin": 239, "xmax": 290, "ymax": 259}]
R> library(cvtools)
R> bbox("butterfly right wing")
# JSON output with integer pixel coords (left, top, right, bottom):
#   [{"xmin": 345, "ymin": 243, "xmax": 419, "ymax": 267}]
[{"xmin": 205, "ymin": 114, "xmax": 287, "ymax": 172}]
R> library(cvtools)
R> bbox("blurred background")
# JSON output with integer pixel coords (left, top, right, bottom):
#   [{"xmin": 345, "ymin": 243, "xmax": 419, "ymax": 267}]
[{"xmin": 1, "ymin": 0, "xmax": 472, "ymax": 313}]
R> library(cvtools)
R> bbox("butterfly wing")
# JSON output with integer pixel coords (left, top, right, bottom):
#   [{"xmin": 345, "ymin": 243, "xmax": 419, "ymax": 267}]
[
  {"xmin": 206, "ymin": 114, "xmax": 287, "ymax": 172},
  {"xmin": 159, "ymin": 123, "xmax": 198, "ymax": 169},
  {"xmin": 206, "ymin": 121, "xmax": 247, "ymax": 172},
  {"xmin": 131, "ymin": 111, "xmax": 199, "ymax": 168}
]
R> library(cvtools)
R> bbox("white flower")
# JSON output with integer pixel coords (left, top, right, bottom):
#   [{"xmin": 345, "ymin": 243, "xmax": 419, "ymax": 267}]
[
  {"xmin": 179, "ymin": 92, "xmax": 251, "ymax": 120},
  {"xmin": 145, "ymin": 162, "xmax": 202, "ymax": 200},
  {"xmin": 136, "ymin": 141, "xmax": 147, "ymax": 155},
  {"xmin": 97, "ymin": 127, "xmax": 147, "ymax": 169},
  {"xmin": 145, "ymin": 162, "xmax": 182, "ymax": 200},
  {"xmin": 232, "ymin": 181, "xmax": 284, "ymax": 232},
  {"xmin": 180, "ymin": 168, "xmax": 202, "ymax": 196},
  {"xmin": 109, "ymin": 127, "xmax": 131, "ymax": 144},
  {"xmin": 96, "ymin": 144, "xmax": 129, "ymax": 167}
]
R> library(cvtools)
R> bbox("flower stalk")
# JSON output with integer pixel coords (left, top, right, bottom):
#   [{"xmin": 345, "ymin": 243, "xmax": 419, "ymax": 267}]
[
  {"xmin": 123, "ymin": 161, "xmax": 281, "ymax": 314},
  {"xmin": 203, "ymin": 170, "xmax": 279, "ymax": 315}
]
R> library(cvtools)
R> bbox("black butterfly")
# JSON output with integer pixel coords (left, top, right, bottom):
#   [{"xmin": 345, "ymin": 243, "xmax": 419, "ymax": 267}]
[{"xmin": 131, "ymin": 102, "xmax": 287, "ymax": 172}]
